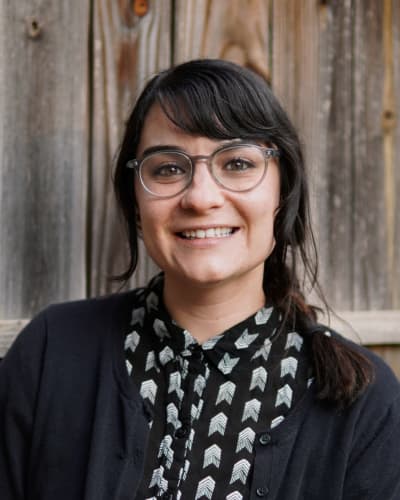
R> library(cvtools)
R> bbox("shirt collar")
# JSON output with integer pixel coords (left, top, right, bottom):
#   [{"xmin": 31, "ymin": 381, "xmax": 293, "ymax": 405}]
[{"xmin": 137, "ymin": 273, "xmax": 282, "ymax": 374}]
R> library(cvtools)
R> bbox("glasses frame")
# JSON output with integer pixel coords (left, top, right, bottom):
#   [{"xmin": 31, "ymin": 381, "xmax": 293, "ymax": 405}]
[{"xmin": 126, "ymin": 143, "xmax": 281, "ymax": 198}]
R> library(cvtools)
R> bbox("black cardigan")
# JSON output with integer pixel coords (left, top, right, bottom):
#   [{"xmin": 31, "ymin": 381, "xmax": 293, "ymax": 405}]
[{"xmin": 1, "ymin": 292, "xmax": 400, "ymax": 500}]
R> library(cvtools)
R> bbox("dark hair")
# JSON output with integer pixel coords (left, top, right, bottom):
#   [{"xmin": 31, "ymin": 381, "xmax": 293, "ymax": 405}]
[{"xmin": 114, "ymin": 59, "xmax": 373, "ymax": 407}]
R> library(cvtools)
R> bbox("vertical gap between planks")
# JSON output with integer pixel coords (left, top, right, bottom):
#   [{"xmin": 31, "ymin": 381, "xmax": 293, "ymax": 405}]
[
  {"xmin": 383, "ymin": 0, "xmax": 396, "ymax": 305},
  {"xmin": 350, "ymin": 0, "xmax": 356, "ymax": 309},
  {"xmin": 268, "ymin": 0, "xmax": 274, "ymax": 84},
  {"xmin": 171, "ymin": 0, "xmax": 176, "ymax": 65},
  {"xmin": 86, "ymin": 0, "xmax": 95, "ymax": 298}
]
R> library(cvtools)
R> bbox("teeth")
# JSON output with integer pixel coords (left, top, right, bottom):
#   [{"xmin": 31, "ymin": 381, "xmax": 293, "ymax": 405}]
[{"xmin": 181, "ymin": 227, "xmax": 234, "ymax": 239}]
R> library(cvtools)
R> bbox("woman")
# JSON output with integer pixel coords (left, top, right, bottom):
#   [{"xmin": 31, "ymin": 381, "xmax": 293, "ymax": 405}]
[{"xmin": 1, "ymin": 59, "xmax": 399, "ymax": 500}]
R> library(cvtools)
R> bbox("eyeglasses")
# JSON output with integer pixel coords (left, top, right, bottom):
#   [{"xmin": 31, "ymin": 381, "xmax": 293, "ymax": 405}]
[{"xmin": 127, "ymin": 143, "xmax": 280, "ymax": 198}]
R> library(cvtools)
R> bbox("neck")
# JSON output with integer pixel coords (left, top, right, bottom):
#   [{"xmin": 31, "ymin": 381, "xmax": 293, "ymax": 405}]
[{"xmin": 163, "ymin": 271, "xmax": 266, "ymax": 344}]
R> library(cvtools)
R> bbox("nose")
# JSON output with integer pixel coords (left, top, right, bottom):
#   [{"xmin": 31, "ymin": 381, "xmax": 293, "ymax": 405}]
[{"xmin": 180, "ymin": 160, "xmax": 225, "ymax": 212}]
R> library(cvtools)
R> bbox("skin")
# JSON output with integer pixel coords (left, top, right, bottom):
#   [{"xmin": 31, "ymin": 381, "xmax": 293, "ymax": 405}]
[{"xmin": 135, "ymin": 104, "xmax": 281, "ymax": 343}]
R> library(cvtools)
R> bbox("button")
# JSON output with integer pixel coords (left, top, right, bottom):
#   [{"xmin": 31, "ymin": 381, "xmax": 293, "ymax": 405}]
[
  {"xmin": 256, "ymin": 486, "xmax": 269, "ymax": 497},
  {"xmin": 259, "ymin": 432, "xmax": 271, "ymax": 445},
  {"xmin": 160, "ymin": 491, "xmax": 172, "ymax": 499},
  {"xmin": 175, "ymin": 426, "xmax": 189, "ymax": 439}
]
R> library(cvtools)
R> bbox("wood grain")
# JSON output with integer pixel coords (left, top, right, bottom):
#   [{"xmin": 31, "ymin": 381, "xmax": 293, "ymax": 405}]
[
  {"xmin": 0, "ymin": 1, "xmax": 90, "ymax": 318},
  {"xmin": 89, "ymin": 0, "xmax": 171, "ymax": 296},
  {"xmin": 370, "ymin": 345, "xmax": 400, "ymax": 380},
  {"xmin": 1, "ymin": 1, "xmax": 399, "ymax": 374},
  {"xmin": 174, "ymin": 0, "xmax": 270, "ymax": 78}
]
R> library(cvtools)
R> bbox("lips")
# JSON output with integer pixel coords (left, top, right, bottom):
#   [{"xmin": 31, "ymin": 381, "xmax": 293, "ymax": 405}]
[{"xmin": 178, "ymin": 227, "xmax": 237, "ymax": 239}]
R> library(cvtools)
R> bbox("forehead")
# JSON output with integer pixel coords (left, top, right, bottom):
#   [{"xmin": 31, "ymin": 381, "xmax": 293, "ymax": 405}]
[{"xmin": 136, "ymin": 104, "xmax": 226, "ymax": 157}]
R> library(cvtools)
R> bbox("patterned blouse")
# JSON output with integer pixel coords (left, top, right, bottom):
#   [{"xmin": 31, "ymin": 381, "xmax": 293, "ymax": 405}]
[{"xmin": 124, "ymin": 274, "xmax": 312, "ymax": 500}]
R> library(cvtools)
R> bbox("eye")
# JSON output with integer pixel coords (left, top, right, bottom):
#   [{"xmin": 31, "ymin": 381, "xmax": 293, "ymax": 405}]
[
  {"xmin": 153, "ymin": 163, "xmax": 187, "ymax": 177},
  {"xmin": 224, "ymin": 157, "xmax": 256, "ymax": 171}
]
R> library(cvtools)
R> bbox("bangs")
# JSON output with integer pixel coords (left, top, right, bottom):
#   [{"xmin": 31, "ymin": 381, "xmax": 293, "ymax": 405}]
[{"xmin": 154, "ymin": 65, "xmax": 278, "ymax": 142}]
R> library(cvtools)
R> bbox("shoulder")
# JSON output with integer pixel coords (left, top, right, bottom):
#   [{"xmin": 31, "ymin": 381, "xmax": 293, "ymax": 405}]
[
  {"xmin": 330, "ymin": 330, "xmax": 400, "ymax": 419},
  {"xmin": 44, "ymin": 291, "xmax": 134, "ymax": 332},
  {"xmin": 3, "ymin": 289, "xmax": 142, "ymax": 366}
]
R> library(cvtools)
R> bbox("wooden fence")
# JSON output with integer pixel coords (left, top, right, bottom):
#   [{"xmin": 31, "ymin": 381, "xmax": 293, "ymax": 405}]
[{"xmin": 0, "ymin": 0, "xmax": 399, "ymax": 376}]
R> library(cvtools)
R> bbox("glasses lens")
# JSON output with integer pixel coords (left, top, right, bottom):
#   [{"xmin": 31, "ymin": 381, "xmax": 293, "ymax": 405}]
[
  {"xmin": 140, "ymin": 152, "xmax": 192, "ymax": 197},
  {"xmin": 212, "ymin": 145, "xmax": 267, "ymax": 191}
]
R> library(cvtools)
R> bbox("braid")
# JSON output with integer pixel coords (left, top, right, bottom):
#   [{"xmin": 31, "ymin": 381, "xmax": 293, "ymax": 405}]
[{"xmin": 265, "ymin": 260, "xmax": 374, "ymax": 408}]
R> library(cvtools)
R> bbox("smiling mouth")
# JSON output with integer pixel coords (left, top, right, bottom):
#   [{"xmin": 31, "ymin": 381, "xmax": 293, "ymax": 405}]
[{"xmin": 178, "ymin": 227, "xmax": 238, "ymax": 239}]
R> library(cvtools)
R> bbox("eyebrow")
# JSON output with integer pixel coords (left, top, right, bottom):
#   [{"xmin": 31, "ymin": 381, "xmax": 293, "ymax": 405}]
[{"xmin": 139, "ymin": 139, "xmax": 252, "ymax": 159}]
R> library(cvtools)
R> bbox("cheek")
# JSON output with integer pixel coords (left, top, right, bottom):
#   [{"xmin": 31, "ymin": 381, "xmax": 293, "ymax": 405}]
[{"xmin": 135, "ymin": 196, "xmax": 170, "ymax": 245}]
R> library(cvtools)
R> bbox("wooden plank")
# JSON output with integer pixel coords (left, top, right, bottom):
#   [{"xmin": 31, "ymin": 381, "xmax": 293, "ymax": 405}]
[
  {"xmin": 319, "ymin": 0, "xmax": 355, "ymax": 310},
  {"xmin": 89, "ymin": 0, "xmax": 172, "ymax": 296},
  {"xmin": 271, "ymin": 0, "xmax": 329, "ymax": 299},
  {"xmin": 270, "ymin": 0, "xmax": 362, "ymax": 311},
  {"xmin": 393, "ymin": 0, "xmax": 400, "ymax": 308},
  {"xmin": 326, "ymin": 310, "xmax": 400, "ymax": 345},
  {"xmin": 0, "ymin": 1, "xmax": 90, "ymax": 319},
  {"xmin": 352, "ymin": 0, "xmax": 391, "ymax": 309},
  {"xmin": 174, "ymin": 0, "xmax": 270, "ymax": 78},
  {"xmin": 369, "ymin": 345, "xmax": 400, "ymax": 380}
]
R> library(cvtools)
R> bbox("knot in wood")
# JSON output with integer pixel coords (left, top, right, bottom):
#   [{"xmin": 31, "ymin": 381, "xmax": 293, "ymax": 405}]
[
  {"xmin": 26, "ymin": 17, "xmax": 42, "ymax": 39},
  {"xmin": 382, "ymin": 109, "xmax": 397, "ymax": 133},
  {"xmin": 132, "ymin": 0, "xmax": 149, "ymax": 17}
]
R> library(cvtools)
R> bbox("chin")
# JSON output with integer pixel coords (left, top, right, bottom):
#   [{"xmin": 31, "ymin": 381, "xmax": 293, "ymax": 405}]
[{"xmin": 179, "ymin": 264, "xmax": 250, "ymax": 289}]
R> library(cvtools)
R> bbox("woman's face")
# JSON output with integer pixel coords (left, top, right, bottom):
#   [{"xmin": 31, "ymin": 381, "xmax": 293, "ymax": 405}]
[{"xmin": 134, "ymin": 104, "xmax": 281, "ymax": 290}]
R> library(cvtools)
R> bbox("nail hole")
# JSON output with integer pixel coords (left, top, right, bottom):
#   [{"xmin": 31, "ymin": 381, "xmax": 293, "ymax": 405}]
[{"xmin": 26, "ymin": 17, "xmax": 42, "ymax": 39}]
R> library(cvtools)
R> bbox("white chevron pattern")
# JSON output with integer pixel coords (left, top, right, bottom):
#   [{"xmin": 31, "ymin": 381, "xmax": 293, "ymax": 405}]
[
  {"xmin": 275, "ymin": 384, "xmax": 293, "ymax": 408},
  {"xmin": 280, "ymin": 356, "xmax": 298, "ymax": 378},
  {"xmin": 159, "ymin": 346, "xmax": 174, "ymax": 366},
  {"xmin": 180, "ymin": 459, "xmax": 190, "ymax": 481},
  {"xmin": 216, "ymin": 381, "xmax": 236, "ymax": 405},
  {"xmin": 218, "ymin": 353, "xmax": 240, "ymax": 374},
  {"xmin": 194, "ymin": 374, "xmax": 206, "ymax": 396},
  {"xmin": 285, "ymin": 331, "xmax": 303, "ymax": 351},
  {"xmin": 130, "ymin": 306, "xmax": 145, "ymax": 326},
  {"xmin": 168, "ymin": 371, "xmax": 183, "ymax": 400},
  {"xmin": 166, "ymin": 402, "xmax": 181, "ymax": 429},
  {"xmin": 191, "ymin": 399, "xmax": 204, "ymax": 420},
  {"xmin": 203, "ymin": 444, "xmax": 222, "ymax": 468},
  {"xmin": 226, "ymin": 492, "xmax": 243, "ymax": 500},
  {"xmin": 140, "ymin": 379, "xmax": 157, "ymax": 405},
  {"xmin": 125, "ymin": 359, "xmax": 132, "ymax": 376},
  {"xmin": 146, "ymin": 291, "xmax": 158, "ymax": 311},
  {"xmin": 242, "ymin": 398, "xmax": 261, "ymax": 423},
  {"xmin": 145, "ymin": 350, "xmax": 159, "ymax": 372},
  {"xmin": 230, "ymin": 459, "xmax": 251, "ymax": 484},
  {"xmin": 124, "ymin": 330, "xmax": 140, "ymax": 353},
  {"xmin": 153, "ymin": 318, "xmax": 169, "ymax": 340},
  {"xmin": 251, "ymin": 338, "xmax": 272, "ymax": 361},
  {"xmin": 208, "ymin": 412, "xmax": 228, "ymax": 436},
  {"xmin": 271, "ymin": 415, "xmax": 285, "ymax": 428},
  {"xmin": 236, "ymin": 427, "xmax": 255, "ymax": 453},
  {"xmin": 202, "ymin": 334, "xmax": 223, "ymax": 350},
  {"xmin": 234, "ymin": 328, "xmax": 259, "ymax": 349},
  {"xmin": 183, "ymin": 329, "xmax": 196, "ymax": 348},
  {"xmin": 195, "ymin": 476, "xmax": 216, "ymax": 499},
  {"xmin": 250, "ymin": 366, "xmax": 268, "ymax": 391},
  {"xmin": 158, "ymin": 435, "xmax": 174, "ymax": 469},
  {"xmin": 149, "ymin": 465, "xmax": 168, "ymax": 491},
  {"xmin": 187, "ymin": 428, "xmax": 195, "ymax": 451},
  {"xmin": 255, "ymin": 306, "xmax": 273, "ymax": 325}
]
